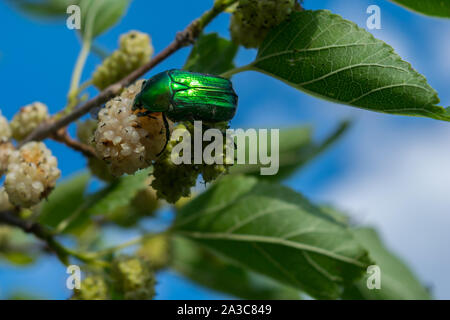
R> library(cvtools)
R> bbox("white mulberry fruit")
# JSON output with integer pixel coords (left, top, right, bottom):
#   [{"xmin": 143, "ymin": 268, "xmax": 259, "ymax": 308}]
[
  {"xmin": 230, "ymin": 0, "xmax": 296, "ymax": 48},
  {"xmin": 5, "ymin": 142, "xmax": 60, "ymax": 208},
  {"xmin": 94, "ymin": 80, "xmax": 172, "ymax": 176},
  {"xmin": 10, "ymin": 102, "xmax": 49, "ymax": 141},
  {"xmin": 0, "ymin": 111, "xmax": 11, "ymax": 142},
  {"xmin": 0, "ymin": 141, "xmax": 14, "ymax": 177},
  {"xmin": 92, "ymin": 31, "xmax": 153, "ymax": 90}
]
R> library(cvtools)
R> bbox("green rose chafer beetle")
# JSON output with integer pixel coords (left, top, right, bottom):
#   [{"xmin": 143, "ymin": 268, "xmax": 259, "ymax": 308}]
[{"xmin": 132, "ymin": 69, "xmax": 238, "ymax": 154}]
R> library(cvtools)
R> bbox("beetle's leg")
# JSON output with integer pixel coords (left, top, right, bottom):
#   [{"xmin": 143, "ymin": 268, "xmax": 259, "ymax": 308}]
[{"xmin": 157, "ymin": 113, "xmax": 171, "ymax": 157}]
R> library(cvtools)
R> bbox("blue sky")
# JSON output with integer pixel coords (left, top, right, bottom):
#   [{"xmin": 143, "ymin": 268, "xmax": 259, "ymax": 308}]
[{"xmin": 0, "ymin": 0, "xmax": 449, "ymax": 299}]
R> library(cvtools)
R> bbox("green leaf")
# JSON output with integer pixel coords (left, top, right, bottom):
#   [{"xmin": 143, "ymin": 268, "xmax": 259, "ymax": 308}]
[
  {"xmin": 248, "ymin": 10, "xmax": 449, "ymax": 122},
  {"xmin": 79, "ymin": 0, "xmax": 129, "ymax": 39},
  {"xmin": 184, "ymin": 33, "xmax": 239, "ymax": 75},
  {"xmin": 343, "ymin": 228, "xmax": 432, "ymax": 300},
  {"xmin": 52, "ymin": 168, "xmax": 151, "ymax": 233},
  {"xmin": 39, "ymin": 172, "xmax": 90, "ymax": 228},
  {"xmin": 9, "ymin": 0, "xmax": 79, "ymax": 19},
  {"xmin": 389, "ymin": 0, "xmax": 450, "ymax": 18},
  {"xmin": 172, "ymin": 236, "xmax": 301, "ymax": 300},
  {"xmin": 0, "ymin": 251, "xmax": 35, "ymax": 265},
  {"xmin": 173, "ymin": 175, "xmax": 371, "ymax": 299},
  {"xmin": 229, "ymin": 121, "xmax": 350, "ymax": 181},
  {"xmin": 83, "ymin": 168, "xmax": 151, "ymax": 216}
]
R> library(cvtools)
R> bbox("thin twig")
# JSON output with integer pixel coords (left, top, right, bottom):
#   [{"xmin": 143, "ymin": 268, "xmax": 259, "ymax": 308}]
[
  {"xmin": 20, "ymin": 0, "xmax": 237, "ymax": 146},
  {"xmin": 0, "ymin": 210, "xmax": 70, "ymax": 265},
  {"xmin": 0, "ymin": 210, "xmax": 102, "ymax": 266},
  {"xmin": 52, "ymin": 128, "xmax": 97, "ymax": 158}
]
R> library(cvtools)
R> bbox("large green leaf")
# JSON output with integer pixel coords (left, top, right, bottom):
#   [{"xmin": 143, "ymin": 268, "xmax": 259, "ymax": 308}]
[
  {"xmin": 229, "ymin": 121, "xmax": 350, "ymax": 181},
  {"xmin": 172, "ymin": 236, "xmax": 301, "ymax": 300},
  {"xmin": 343, "ymin": 228, "xmax": 432, "ymax": 300},
  {"xmin": 39, "ymin": 172, "xmax": 90, "ymax": 228},
  {"xmin": 79, "ymin": 0, "xmax": 129, "ymax": 39},
  {"xmin": 173, "ymin": 175, "xmax": 371, "ymax": 299},
  {"xmin": 83, "ymin": 168, "xmax": 151, "ymax": 216},
  {"xmin": 184, "ymin": 33, "xmax": 239, "ymax": 75},
  {"xmin": 247, "ymin": 10, "xmax": 449, "ymax": 121},
  {"xmin": 55, "ymin": 168, "xmax": 151, "ymax": 232},
  {"xmin": 389, "ymin": 0, "xmax": 450, "ymax": 18}
]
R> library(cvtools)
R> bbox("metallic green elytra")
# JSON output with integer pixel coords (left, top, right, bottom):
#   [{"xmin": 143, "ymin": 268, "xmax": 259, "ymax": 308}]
[
  {"xmin": 133, "ymin": 69, "xmax": 238, "ymax": 123},
  {"xmin": 132, "ymin": 69, "xmax": 238, "ymax": 155}
]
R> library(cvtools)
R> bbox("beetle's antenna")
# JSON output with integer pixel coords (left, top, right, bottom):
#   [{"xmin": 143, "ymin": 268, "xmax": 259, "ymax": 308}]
[{"xmin": 157, "ymin": 113, "xmax": 171, "ymax": 157}]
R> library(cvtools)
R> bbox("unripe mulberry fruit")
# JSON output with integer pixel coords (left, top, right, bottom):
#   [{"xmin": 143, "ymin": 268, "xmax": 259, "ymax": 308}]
[
  {"xmin": 0, "ymin": 111, "xmax": 11, "ymax": 142},
  {"xmin": 0, "ymin": 187, "xmax": 13, "ymax": 212},
  {"xmin": 200, "ymin": 123, "xmax": 234, "ymax": 183},
  {"xmin": 76, "ymin": 119, "xmax": 98, "ymax": 146},
  {"xmin": 151, "ymin": 124, "xmax": 200, "ymax": 203},
  {"xmin": 5, "ymin": 142, "xmax": 60, "ymax": 208},
  {"xmin": 230, "ymin": 0, "xmax": 296, "ymax": 48},
  {"xmin": 93, "ymin": 80, "xmax": 172, "ymax": 176},
  {"xmin": 72, "ymin": 274, "xmax": 110, "ymax": 300},
  {"xmin": 0, "ymin": 142, "xmax": 14, "ymax": 177},
  {"xmin": 92, "ymin": 31, "xmax": 153, "ymax": 90},
  {"xmin": 132, "ymin": 178, "xmax": 160, "ymax": 215},
  {"xmin": 10, "ymin": 102, "xmax": 49, "ymax": 141},
  {"xmin": 137, "ymin": 234, "xmax": 171, "ymax": 271},
  {"xmin": 112, "ymin": 255, "xmax": 155, "ymax": 300},
  {"xmin": 105, "ymin": 177, "xmax": 160, "ymax": 227}
]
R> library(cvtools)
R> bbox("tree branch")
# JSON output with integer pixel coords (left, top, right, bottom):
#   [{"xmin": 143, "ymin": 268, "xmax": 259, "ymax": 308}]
[
  {"xmin": 20, "ymin": 0, "xmax": 238, "ymax": 146},
  {"xmin": 0, "ymin": 210, "xmax": 102, "ymax": 266},
  {"xmin": 51, "ymin": 128, "xmax": 97, "ymax": 158},
  {"xmin": 0, "ymin": 210, "xmax": 70, "ymax": 265}
]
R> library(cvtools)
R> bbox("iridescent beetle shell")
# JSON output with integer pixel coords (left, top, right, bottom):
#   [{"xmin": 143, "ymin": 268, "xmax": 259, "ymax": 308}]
[{"xmin": 133, "ymin": 69, "xmax": 238, "ymax": 123}]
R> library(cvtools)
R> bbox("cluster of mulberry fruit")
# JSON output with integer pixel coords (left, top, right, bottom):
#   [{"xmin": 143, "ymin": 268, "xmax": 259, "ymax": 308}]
[
  {"xmin": 151, "ymin": 122, "xmax": 233, "ymax": 203},
  {"xmin": 92, "ymin": 31, "xmax": 153, "ymax": 90},
  {"xmin": 229, "ymin": 0, "xmax": 297, "ymax": 48},
  {"xmin": 111, "ymin": 255, "xmax": 155, "ymax": 300},
  {"xmin": 72, "ymin": 255, "xmax": 156, "ymax": 300},
  {"xmin": 72, "ymin": 274, "xmax": 110, "ymax": 300},
  {"xmin": 4, "ymin": 142, "xmax": 60, "ymax": 208},
  {"xmin": 10, "ymin": 102, "xmax": 49, "ymax": 141},
  {"xmin": 0, "ymin": 111, "xmax": 11, "ymax": 142},
  {"xmin": 0, "ymin": 105, "xmax": 59, "ymax": 209},
  {"xmin": 93, "ymin": 80, "xmax": 172, "ymax": 176},
  {"xmin": 0, "ymin": 142, "xmax": 14, "ymax": 178}
]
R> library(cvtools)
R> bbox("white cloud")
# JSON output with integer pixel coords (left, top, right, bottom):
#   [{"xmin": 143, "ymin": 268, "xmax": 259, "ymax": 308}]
[{"xmin": 319, "ymin": 119, "xmax": 450, "ymax": 299}]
